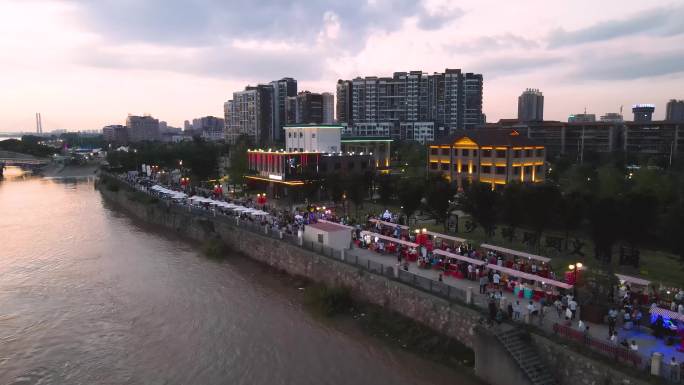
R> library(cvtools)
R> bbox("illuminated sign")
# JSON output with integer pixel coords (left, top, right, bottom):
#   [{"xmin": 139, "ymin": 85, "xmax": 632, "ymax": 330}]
[
  {"xmin": 268, "ymin": 174, "xmax": 283, "ymax": 181},
  {"xmin": 632, "ymin": 104, "xmax": 655, "ymax": 109}
]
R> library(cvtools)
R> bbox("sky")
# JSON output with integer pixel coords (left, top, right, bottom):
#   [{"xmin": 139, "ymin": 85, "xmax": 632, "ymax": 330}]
[{"xmin": 1, "ymin": 0, "xmax": 683, "ymax": 132}]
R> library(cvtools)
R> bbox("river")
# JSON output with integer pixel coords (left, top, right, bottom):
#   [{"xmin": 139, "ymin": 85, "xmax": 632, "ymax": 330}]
[{"xmin": 0, "ymin": 167, "xmax": 474, "ymax": 385}]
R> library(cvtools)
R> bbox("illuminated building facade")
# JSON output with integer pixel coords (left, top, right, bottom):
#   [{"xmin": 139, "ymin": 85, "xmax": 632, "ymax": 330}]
[{"xmin": 428, "ymin": 129, "xmax": 545, "ymax": 189}]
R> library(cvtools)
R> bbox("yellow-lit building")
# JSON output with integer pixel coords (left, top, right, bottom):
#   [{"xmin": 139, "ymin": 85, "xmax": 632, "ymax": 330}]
[{"xmin": 427, "ymin": 129, "xmax": 545, "ymax": 189}]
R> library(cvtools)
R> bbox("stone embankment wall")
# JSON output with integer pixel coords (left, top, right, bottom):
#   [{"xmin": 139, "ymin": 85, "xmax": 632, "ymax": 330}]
[
  {"xmin": 99, "ymin": 185, "xmax": 481, "ymax": 348},
  {"xmin": 99, "ymin": 183, "xmax": 652, "ymax": 385}
]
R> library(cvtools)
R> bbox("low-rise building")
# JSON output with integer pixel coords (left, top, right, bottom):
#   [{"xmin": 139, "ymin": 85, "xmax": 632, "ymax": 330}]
[{"xmin": 428, "ymin": 129, "xmax": 545, "ymax": 189}]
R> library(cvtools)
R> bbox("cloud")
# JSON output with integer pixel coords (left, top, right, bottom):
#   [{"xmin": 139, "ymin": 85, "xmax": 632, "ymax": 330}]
[
  {"xmin": 548, "ymin": 5, "xmax": 684, "ymax": 47},
  {"xmin": 475, "ymin": 56, "xmax": 565, "ymax": 77},
  {"xmin": 416, "ymin": 5, "xmax": 464, "ymax": 30},
  {"xmin": 574, "ymin": 51, "xmax": 684, "ymax": 80},
  {"xmin": 78, "ymin": 43, "xmax": 326, "ymax": 81},
  {"xmin": 65, "ymin": 0, "xmax": 461, "ymax": 50},
  {"xmin": 448, "ymin": 33, "xmax": 538, "ymax": 53}
]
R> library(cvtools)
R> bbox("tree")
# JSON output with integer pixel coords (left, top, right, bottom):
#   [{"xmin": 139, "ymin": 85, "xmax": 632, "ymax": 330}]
[
  {"xmin": 596, "ymin": 164, "xmax": 625, "ymax": 198},
  {"xmin": 587, "ymin": 197, "xmax": 621, "ymax": 263},
  {"xmin": 499, "ymin": 182, "xmax": 525, "ymax": 242},
  {"xmin": 522, "ymin": 184, "xmax": 561, "ymax": 245},
  {"xmin": 424, "ymin": 174, "xmax": 456, "ymax": 231},
  {"xmin": 397, "ymin": 178, "xmax": 424, "ymax": 226},
  {"xmin": 661, "ymin": 204, "xmax": 684, "ymax": 263},
  {"xmin": 460, "ymin": 182, "xmax": 499, "ymax": 239},
  {"xmin": 228, "ymin": 135, "xmax": 250, "ymax": 189},
  {"xmin": 556, "ymin": 192, "xmax": 585, "ymax": 247},
  {"xmin": 344, "ymin": 174, "xmax": 370, "ymax": 219},
  {"xmin": 376, "ymin": 174, "xmax": 396, "ymax": 204},
  {"xmin": 618, "ymin": 192, "xmax": 658, "ymax": 248}
]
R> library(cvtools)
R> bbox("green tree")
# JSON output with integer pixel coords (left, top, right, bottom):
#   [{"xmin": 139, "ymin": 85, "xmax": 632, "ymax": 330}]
[
  {"xmin": 661, "ymin": 204, "xmax": 684, "ymax": 263},
  {"xmin": 460, "ymin": 182, "xmax": 499, "ymax": 239},
  {"xmin": 499, "ymin": 182, "xmax": 525, "ymax": 242},
  {"xmin": 556, "ymin": 192, "xmax": 585, "ymax": 247},
  {"xmin": 596, "ymin": 164, "xmax": 625, "ymax": 198},
  {"xmin": 376, "ymin": 173, "xmax": 396, "ymax": 204},
  {"xmin": 424, "ymin": 174, "xmax": 456, "ymax": 231},
  {"xmin": 522, "ymin": 184, "xmax": 561, "ymax": 245},
  {"xmin": 588, "ymin": 197, "xmax": 621, "ymax": 263},
  {"xmin": 228, "ymin": 135, "xmax": 250, "ymax": 188},
  {"xmin": 397, "ymin": 178, "xmax": 424, "ymax": 226}
]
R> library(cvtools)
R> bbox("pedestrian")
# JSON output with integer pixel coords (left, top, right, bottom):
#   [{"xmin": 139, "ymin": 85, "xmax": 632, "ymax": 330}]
[
  {"xmin": 493, "ymin": 272, "xmax": 501, "ymax": 289},
  {"xmin": 513, "ymin": 300, "xmax": 521, "ymax": 320},
  {"xmin": 565, "ymin": 307, "xmax": 572, "ymax": 323},
  {"xmin": 467, "ymin": 264, "xmax": 474, "ymax": 280},
  {"xmin": 479, "ymin": 275, "xmax": 487, "ymax": 294},
  {"xmin": 538, "ymin": 303, "xmax": 546, "ymax": 326},
  {"xmin": 609, "ymin": 331, "xmax": 618, "ymax": 345},
  {"xmin": 568, "ymin": 298, "xmax": 578, "ymax": 320},
  {"xmin": 526, "ymin": 301, "xmax": 535, "ymax": 324},
  {"xmin": 608, "ymin": 308, "xmax": 617, "ymax": 337},
  {"xmin": 507, "ymin": 302, "xmax": 514, "ymax": 320},
  {"xmin": 670, "ymin": 357, "xmax": 680, "ymax": 383},
  {"xmin": 633, "ymin": 309, "xmax": 642, "ymax": 331},
  {"xmin": 554, "ymin": 299, "xmax": 563, "ymax": 318},
  {"xmin": 629, "ymin": 340, "xmax": 638, "ymax": 351},
  {"xmin": 438, "ymin": 273, "xmax": 443, "ymax": 282}
]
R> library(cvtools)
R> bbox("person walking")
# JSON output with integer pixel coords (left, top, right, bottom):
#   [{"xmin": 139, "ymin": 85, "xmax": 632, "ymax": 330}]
[
  {"xmin": 526, "ymin": 301, "xmax": 535, "ymax": 324},
  {"xmin": 554, "ymin": 299, "xmax": 563, "ymax": 318},
  {"xmin": 513, "ymin": 300, "xmax": 521, "ymax": 320},
  {"xmin": 568, "ymin": 298, "xmax": 578, "ymax": 320},
  {"xmin": 538, "ymin": 302, "xmax": 546, "ymax": 326},
  {"xmin": 670, "ymin": 357, "xmax": 680, "ymax": 383},
  {"xmin": 479, "ymin": 275, "xmax": 487, "ymax": 295},
  {"xmin": 608, "ymin": 308, "xmax": 618, "ymax": 337}
]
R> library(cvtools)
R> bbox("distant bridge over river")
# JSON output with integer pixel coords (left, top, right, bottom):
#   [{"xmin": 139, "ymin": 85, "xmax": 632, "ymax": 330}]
[{"xmin": 0, "ymin": 151, "xmax": 50, "ymax": 176}]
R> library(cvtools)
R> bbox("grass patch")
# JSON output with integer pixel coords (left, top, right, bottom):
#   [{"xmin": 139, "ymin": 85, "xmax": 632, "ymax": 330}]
[
  {"xmin": 202, "ymin": 237, "xmax": 227, "ymax": 260},
  {"xmin": 304, "ymin": 283, "xmax": 353, "ymax": 317}
]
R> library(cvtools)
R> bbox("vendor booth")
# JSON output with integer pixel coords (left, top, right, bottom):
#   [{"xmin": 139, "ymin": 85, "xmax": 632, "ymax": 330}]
[
  {"xmin": 487, "ymin": 264, "xmax": 572, "ymax": 301},
  {"xmin": 480, "ymin": 243, "xmax": 552, "ymax": 277},
  {"xmin": 304, "ymin": 221, "xmax": 352, "ymax": 251}
]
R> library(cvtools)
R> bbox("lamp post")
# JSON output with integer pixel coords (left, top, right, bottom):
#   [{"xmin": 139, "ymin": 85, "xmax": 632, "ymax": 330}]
[{"xmin": 569, "ymin": 262, "xmax": 583, "ymax": 297}]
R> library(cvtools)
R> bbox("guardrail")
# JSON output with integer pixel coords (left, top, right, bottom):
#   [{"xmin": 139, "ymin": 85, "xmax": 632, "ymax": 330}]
[{"xmin": 552, "ymin": 323, "xmax": 642, "ymax": 367}]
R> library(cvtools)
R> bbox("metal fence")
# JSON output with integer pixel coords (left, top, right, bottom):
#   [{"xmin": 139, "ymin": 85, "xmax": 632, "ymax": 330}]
[{"xmin": 552, "ymin": 323, "xmax": 643, "ymax": 367}]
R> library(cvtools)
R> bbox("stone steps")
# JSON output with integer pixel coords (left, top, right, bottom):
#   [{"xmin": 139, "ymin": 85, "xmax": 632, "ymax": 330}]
[{"xmin": 495, "ymin": 329, "xmax": 555, "ymax": 385}]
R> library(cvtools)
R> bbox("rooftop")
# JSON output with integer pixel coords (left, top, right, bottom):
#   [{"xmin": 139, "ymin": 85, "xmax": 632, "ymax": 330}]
[
  {"xmin": 432, "ymin": 128, "xmax": 539, "ymax": 147},
  {"xmin": 306, "ymin": 221, "xmax": 350, "ymax": 233}
]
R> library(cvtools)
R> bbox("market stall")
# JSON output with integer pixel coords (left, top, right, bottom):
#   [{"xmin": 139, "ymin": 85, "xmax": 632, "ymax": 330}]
[
  {"xmin": 487, "ymin": 263, "xmax": 572, "ymax": 301},
  {"xmin": 480, "ymin": 243, "xmax": 552, "ymax": 277},
  {"xmin": 433, "ymin": 249, "xmax": 486, "ymax": 278},
  {"xmin": 359, "ymin": 230, "xmax": 419, "ymax": 258}
]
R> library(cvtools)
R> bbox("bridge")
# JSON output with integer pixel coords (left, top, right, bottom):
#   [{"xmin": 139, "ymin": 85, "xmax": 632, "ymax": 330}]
[{"xmin": 0, "ymin": 151, "xmax": 50, "ymax": 176}]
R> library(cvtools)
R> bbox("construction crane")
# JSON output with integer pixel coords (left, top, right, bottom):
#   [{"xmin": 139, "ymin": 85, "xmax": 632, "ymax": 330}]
[{"xmin": 35, "ymin": 113, "xmax": 43, "ymax": 134}]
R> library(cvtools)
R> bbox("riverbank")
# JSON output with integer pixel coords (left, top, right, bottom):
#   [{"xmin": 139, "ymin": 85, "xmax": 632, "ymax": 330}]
[
  {"xmin": 97, "ymin": 173, "xmax": 658, "ymax": 385},
  {"xmin": 40, "ymin": 163, "xmax": 99, "ymax": 178}
]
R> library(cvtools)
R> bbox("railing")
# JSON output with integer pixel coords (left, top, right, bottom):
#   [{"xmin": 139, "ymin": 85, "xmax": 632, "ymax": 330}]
[{"xmin": 552, "ymin": 323, "xmax": 642, "ymax": 367}]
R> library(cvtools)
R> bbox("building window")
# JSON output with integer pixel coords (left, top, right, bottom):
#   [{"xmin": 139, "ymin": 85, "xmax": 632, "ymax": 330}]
[
  {"xmin": 312, "ymin": 133, "xmax": 316, "ymax": 138},
  {"xmin": 513, "ymin": 166, "xmax": 521, "ymax": 175},
  {"xmin": 462, "ymin": 149, "xmax": 470, "ymax": 156},
  {"xmin": 472, "ymin": 165, "xmax": 478, "ymax": 173},
  {"xmin": 299, "ymin": 148, "xmax": 304, "ymax": 152},
  {"xmin": 441, "ymin": 148, "xmax": 450, "ymax": 156},
  {"xmin": 288, "ymin": 132, "xmax": 292, "ymax": 138},
  {"xmin": 473, "ymin": 149, "xmax": 478, "ymax": 157},
  {"xmin": 482, "ymin": 166, "xmax": 491, "ymax": 174},
  {"xmin": 496, "ymin": 149, "xmax": 506, "ymax": 158},
  {"xmin": 514, "ymin": 150, "xmax": 521, "ymax": 158},
  {"xmin": 483, "ymin": 149, "xmax": 492, "ymax": 157},
  {"xmin": 441, "ymin": 163, "xmax": 449, "ymax": 171},
  {"xmin": 536, "ymin": 149, "xmax": 544, "ymax": 157},
  {"xmin": 495, "ymin": 166, "xmax": 506, "ymax": 175},
  {"xmin": 317, "ymin": 234, "xmax": 324, "ymax": 243},
  {"xmin": 299, "ymin": 132, "xmax": 303, "ymax": 138},
  {"xmin": 430, "ymin": 163, "xmax": 438, "ymax": 170},
  {"xmin": 535, "ymin": 165, "xmax": 543, "ymax": 174},
  {"xmin": 525, "ymin": 149, "xmax": 532, "ymax": 157},
  {"xmin": 430, "ymin": 148, "xmax": 438, "ymax": 155}
]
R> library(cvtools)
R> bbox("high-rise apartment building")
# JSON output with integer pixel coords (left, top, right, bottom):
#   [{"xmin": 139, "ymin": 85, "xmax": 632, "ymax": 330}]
[
  {"xmin": 191, "ymin": 116, "xmax": 225, "ymax": 141},
  {"xmin": 568, "ymin": 114, "xmax": 596, "ymax": 123},
  {"xmin": 322, "ymin": 92, "xmax": 334, "ymax": 124},
  {"xmin": 102, "ymin": 124, "xmax": 128, "ymax": 144},
  {"xmin": 296, "ymin": 91, "xmax": 323, "ymax": 124},
  {"xmin": 270, "ymin": 78, "xmax": 297, "ymax": 142},
  {"xmin": 225, "ymin": 85, "xmax": 273, "ymax": 145},
  {"xmin": 666, "ymin": 99, "xmax": 684, "ymax": 122},
  {"xmin": 600, "ymin": 113, "xmax": 624, "ymax": 123},
  {"xmin": 337, "ymin": 68, "xmax": 483, "ymax": 137},
  {"xmin": 517, "ymin": 89, "xmax": 544, "ymax": 122},
  {"xmin": 126, "ymin": 115, "xmax": 160, "ymax": 142},
  {"xmin": 632, "ymin": 104, "xmax": 655, "ymax": 122},
  {"xmin": 336, "ymin": 80, "xmax": 353, "ymax": 124}
]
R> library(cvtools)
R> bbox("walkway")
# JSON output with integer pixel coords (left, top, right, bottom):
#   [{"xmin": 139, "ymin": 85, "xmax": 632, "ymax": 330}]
[{"xmin": 349, "ymin": 245, "xmax": 684, "ymax": 366}]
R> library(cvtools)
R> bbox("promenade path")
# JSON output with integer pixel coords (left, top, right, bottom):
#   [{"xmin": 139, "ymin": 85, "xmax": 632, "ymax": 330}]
[{"xmin": 349, "ymin": 244, "xmax": 684, "ymax": 366}]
